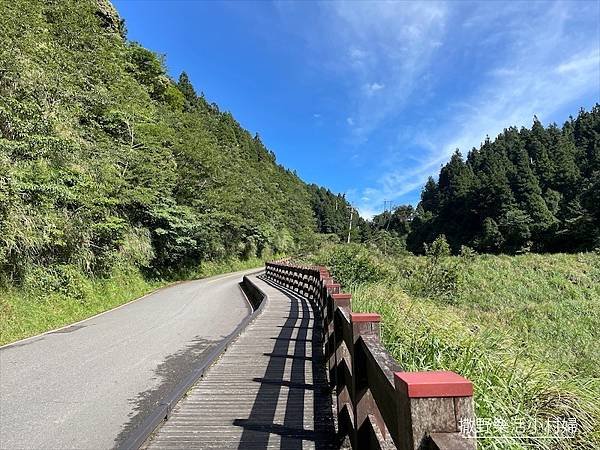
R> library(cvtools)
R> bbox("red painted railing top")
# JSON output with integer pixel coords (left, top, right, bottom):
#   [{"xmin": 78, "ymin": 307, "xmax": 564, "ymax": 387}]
[
  {"xmin": 395, "ymin": 371, "xmax": 474, "ymax": 398},
  {"xmin": 350, "ymin": 312, "xmax": 382, "ymax": 323},
  {"xmin": 264, "ymin": 260, "xmax": 477, "ymax": 450}
]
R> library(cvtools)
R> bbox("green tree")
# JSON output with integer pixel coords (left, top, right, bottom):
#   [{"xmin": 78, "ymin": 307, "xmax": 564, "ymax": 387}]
[
  {"xmin": 421, "ymin": 177, "xmax": 440, "ymax": 214},
  {"xmin": 499, "ymin": 208, "xmax": 532, "ymax": 253},
  {"xmin": 478, "ymin": 217, "xmax": 504, "ymax": 253},
  {"xmin": 177, "ymin": 71, "xmax": 198, "ymax": 111},
  {"xmin": 0, "ymin": 0, "xmax": 343, "ymax": 286},
  {"xmin": 406, "ymin": 107, "xmax": 599, "ymax": 254}
]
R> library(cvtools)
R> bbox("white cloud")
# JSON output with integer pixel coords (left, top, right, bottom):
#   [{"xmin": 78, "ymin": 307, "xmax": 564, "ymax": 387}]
[
  {"xmin": 350, "ymin": 1, "xmax": 600, "ymax": 216},
  {"xmin": 556, "ymin": 49, "xmax": 600, "ymax": 74},
  {"xmin": 269, "ymin": 1, "xmax": 598, "ymax": 218},
  {"xmin": 320, "ymin": 1, "xmax": 449, "ymax": 139},
  {"xmin": 357, "ymin": 207, "xmax": 378, "ymax": 221},
  {"xmin": 348, "ymin": 47, "xmax": 367, "ymax": 64},
  {"xmin": 364, "ymin": 82, "xmax": 385, "ymax": 95}
]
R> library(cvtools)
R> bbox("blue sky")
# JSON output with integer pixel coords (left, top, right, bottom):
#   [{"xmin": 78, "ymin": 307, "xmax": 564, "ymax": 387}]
[{"xmin": 114, "ymin": 0, "xmax": 600, "ymax": 218}]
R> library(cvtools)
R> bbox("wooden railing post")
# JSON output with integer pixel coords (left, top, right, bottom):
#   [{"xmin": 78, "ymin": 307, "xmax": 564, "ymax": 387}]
[
  {"xmin": 263, "ymin": 261, "xmax": 477, "ymax": 450},
  {"xmin": 394, "ymin": 371, "xmax": 476, "ymax": 450},
  {"xmin": 326, "ymin": 281, "xmax": 341, "ymax": 295},
  {"xmin": 350, "ymin": 313, "xmax": 390, "ymax": 448},
  {"xmin": 324, "ymin": 275, "xmax": 341, "ymax": 381},
  {"xmin": 331, "ymin": 293, "xmax": 353, "ymax": 441}
]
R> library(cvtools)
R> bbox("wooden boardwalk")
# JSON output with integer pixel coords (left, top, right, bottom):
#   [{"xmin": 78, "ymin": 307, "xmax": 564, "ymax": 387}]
[{"xmin": 144, "ymin": 275, "xmax": 337, "ymax": 449}]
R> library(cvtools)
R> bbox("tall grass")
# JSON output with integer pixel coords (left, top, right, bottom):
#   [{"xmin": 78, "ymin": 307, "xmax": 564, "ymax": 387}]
[
  {"xmin": 0, "ymin": 267, "xmax": 162, "ymax": 345},
  {"xmin": 309, "ymin": 244, "xmax": 600, "ymax": 449},
  {"xmin": 195, "ymin": 257, "xmax": 265, "ymax": 278}
]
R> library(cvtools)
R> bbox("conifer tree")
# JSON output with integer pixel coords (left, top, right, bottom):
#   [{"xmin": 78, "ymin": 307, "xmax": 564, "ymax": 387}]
[
  {"xmin": 525, "ymin": 117, "xmax": 554, "ymax": 190},
  {"xmin": 177, "ymin": 71, "xmax": 197, "ymax": 111},
  {"xmin": 421, "ymin": 177, "xmax": 440, "ymax": 213},
  {"xmin": 406, "ymin": 107, "xmax": 599, "ymax": 254}
]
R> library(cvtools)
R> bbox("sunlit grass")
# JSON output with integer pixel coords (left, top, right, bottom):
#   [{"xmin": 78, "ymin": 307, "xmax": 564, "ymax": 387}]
[
  {"xmin": 310, "ymin": 246, "xmax": 600, "ymax": 449},
  {"xmin": 0, "ymin": 268, "xmax": 162, "ymax": 346}
]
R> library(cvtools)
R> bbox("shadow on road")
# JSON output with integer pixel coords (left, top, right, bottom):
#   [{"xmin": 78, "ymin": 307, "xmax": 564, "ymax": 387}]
[{"xmin": 114, "ymin": 335, "xmax": 218, "ymax": 448}]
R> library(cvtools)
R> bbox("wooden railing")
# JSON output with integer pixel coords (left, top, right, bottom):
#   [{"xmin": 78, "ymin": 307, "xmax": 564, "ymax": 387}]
[{"xmin": 265, "ymin": 261, "xmax": 477, "ymax": 450}]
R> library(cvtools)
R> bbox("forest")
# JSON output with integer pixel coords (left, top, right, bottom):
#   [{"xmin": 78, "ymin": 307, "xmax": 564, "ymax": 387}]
[
  {"xmin": 1, "ymin": 0, "xmax": 598, "ymax": 345},
  {"xmin": 371, "ymin": 107, "xmax": 600, "ymax": 254},
  {"xmin": 0, "ymin": 0, "xmax": 357, "ymax": 288},
  {"xmin": 0, "ymin": 0, "xmax": 361, "ymax": 343}
]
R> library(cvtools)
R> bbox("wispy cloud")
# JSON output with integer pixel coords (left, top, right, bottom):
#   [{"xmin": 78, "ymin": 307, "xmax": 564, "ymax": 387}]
[
  {"xmin": 347, "ymin": 1, "xmax": 600, "ymax": 217},
  {"xmin": 268, "ymin": 0, "xmax": 598, "ymax": 218},
  {"xmin": 319, "ymin": 1, "xmax": 449, "ymax": 141},
  {"xmin": 364, "ymin": 82, "xmax": 385, "ymax": 95}
]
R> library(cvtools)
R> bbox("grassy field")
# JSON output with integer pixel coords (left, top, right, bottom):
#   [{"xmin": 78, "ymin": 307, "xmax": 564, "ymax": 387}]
[
  {"xmin": 0, "ymin": 258, "xmax": 264, "ymax": 346},
  {"xmin": 308, "ymin": 244, "xmax": 600, "ymax": 450}
]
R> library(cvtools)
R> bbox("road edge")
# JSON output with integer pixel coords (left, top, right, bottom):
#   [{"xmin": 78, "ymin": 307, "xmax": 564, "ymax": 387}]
[
  {"xmin": 118, "ymin": 273, "xmax": 269, "ymax": 450},
  {"xmin": 0, "ymin": 267, "xmax": 264, "ymax": 350}
]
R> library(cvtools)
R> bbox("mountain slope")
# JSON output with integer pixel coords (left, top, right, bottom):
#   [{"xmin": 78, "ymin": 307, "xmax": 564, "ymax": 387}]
[
  {"xmin": 0, "ymin": 0, "xmax": 348, "ymax": 288},
  {"xmin": 370, "ymin": 109, "xmax": 600, "ymax": 254}
]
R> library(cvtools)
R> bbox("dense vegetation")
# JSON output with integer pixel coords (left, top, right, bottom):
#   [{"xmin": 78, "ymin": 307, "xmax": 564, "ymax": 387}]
[
  {"xmin": 307, "ymin": 184, "xmax": 369, "ymax": 243},
  {"xmin": 0, "ymin": 0, "xmax": 348, "ymax": 342},
  {"xmin": 308, "ymin": 243, "xmax": 600, "ymax": 449},
  {"xmin": 372, "ymin": 108, "xmax": 600, "ymax": 255}
]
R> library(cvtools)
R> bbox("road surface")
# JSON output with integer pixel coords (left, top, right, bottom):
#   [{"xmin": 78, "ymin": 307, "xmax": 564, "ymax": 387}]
[{"xmin": 0, "ymin": 268, "xmax": 260, "ymax": 450}]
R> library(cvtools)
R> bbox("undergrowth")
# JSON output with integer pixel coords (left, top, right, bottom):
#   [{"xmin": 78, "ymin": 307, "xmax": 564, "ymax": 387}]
[{"xmin": 308, "ymin": 242, "xmax": 600, "ymax": 449}]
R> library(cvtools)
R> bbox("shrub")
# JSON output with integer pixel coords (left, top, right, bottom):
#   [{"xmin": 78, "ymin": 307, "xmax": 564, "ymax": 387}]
[
  {"xmin": 318, "ymin": 243, "xmax": 388, "ymax": 286},
  {"xmin": 24, "ymin": 264, "xmax": 90, "ymax": 301},
  {"xmin": 117, "ymin": 227, "xmax": 155, "ymax": 269},
  {"xmin": 424, "ymin": 234, "xmax": 451, "ymax": 258},
  {"xmin": 399, "ymin": 235, "xmax": 460, "ymax": 301},
  {"xmin": 366, "ymin": 230, "xmax": 408, "ymax": 257},
  {"xmin": 460, "ymin": 245, "xmax": 478, "ymax": 258}
]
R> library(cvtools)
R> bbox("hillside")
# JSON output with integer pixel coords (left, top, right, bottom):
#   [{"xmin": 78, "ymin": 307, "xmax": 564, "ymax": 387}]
[
  {"xmin": 0, "ymin": 0, "xmax": 356, "ymax": 342},
  {"xmin": 0, "ymin": 0, "xmax": 354, "ymax": 280}
]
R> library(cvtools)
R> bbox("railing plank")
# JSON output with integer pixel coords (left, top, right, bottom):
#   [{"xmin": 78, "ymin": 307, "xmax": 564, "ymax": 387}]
[
  {"xmin": 359, "ymin": 336, "xmax": 400, "ymax": 440},
  {"xmin": 264, "ymin": 261, "xmax": 477, "ymax": 450}
]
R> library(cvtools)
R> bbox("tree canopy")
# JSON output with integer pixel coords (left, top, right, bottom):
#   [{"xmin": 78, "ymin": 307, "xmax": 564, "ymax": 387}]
[
  {"xmin": 371, "ymin": 107, "xmax": 600, "ymax": 254},
  {"xmin": 0, "ymin": 0, "xmax": 350, "ymax": 282}
]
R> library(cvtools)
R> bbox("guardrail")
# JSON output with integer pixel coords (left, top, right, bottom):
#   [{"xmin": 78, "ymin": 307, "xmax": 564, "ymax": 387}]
[{"xmin": 265, "ymin": 261, "xmax": 477, "ymax": 450}]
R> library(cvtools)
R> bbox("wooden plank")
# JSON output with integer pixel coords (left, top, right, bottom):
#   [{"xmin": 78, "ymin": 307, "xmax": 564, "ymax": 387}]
[{"xmin": 144, "ymin": 275, "xmax": 336, "ymax": 449}]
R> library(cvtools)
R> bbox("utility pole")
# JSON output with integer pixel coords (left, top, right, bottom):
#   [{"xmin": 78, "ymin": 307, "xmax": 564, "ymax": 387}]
[
  {"xmin": 347, "ymin": 206, "xmax": 354, "ymax": 244},
  {"xmin": 381, "ymin": 200, "xmax": 394, "ymax": 231},
  {"xmin": 386, "ymin": 202, "xmax": 395, "ymax": 231}
]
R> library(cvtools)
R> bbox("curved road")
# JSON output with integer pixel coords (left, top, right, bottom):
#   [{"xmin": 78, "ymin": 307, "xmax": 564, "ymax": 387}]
[{"xmin": 0, "ymin": 268, "xmax": 260, "ymax": 450}]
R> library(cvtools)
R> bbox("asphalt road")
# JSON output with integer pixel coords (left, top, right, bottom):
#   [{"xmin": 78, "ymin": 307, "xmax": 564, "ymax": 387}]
[{"xmin": 0, "ymin": 268, "xmax": 260, "ymax": 450}]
